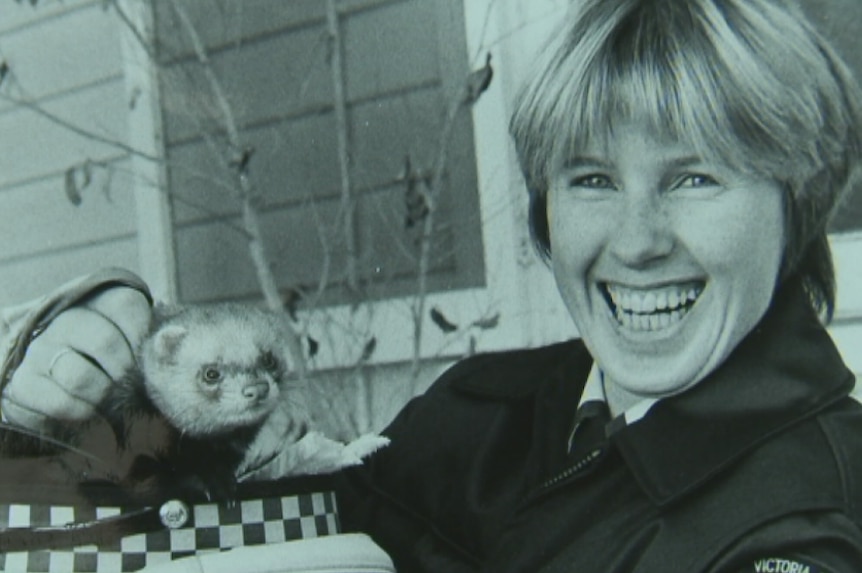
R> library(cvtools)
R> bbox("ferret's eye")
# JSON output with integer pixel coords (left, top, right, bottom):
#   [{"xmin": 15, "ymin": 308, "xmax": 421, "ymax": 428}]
[
  {"xmin": 259, "ymin": 351, "xmax": 279, "ymax": 371},
  {"xmin": 202, "ymin": 367, "xmax": 222, "ymax": 384}
]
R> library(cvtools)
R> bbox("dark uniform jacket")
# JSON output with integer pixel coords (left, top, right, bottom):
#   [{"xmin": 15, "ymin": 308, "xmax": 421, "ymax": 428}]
[{"xmin": 337, "ymin": 283, "xmax": 862, "ymax": 572}]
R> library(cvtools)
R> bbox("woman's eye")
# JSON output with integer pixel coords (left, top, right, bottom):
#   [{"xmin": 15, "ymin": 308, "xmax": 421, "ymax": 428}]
[
  {"xmin": 674, "ymin": 174, "xmax": 719, "ymax": 189},
  {"xmin": 567, "ymin": 174, "xmax": 616, "ymax": 190}
]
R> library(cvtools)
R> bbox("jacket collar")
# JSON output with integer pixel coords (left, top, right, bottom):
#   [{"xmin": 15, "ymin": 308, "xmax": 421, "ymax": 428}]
[
  {"xmin": 451, "ymin": 281, "xmax": 854, "ymax": 506},
  {"xmin": 611, "ymin": 281, "xmax": 855, "ymax": 505}
]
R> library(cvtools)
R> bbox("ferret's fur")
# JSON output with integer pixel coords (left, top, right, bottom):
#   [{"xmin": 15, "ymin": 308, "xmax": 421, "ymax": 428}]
[{"xmin": 96, "ymin": 303, "xmax": 304, "ymax": 503}]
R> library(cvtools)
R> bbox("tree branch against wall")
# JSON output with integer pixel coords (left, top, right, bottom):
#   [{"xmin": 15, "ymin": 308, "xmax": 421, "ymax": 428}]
[{"xmin": 2, "ymin": 0, "xmax": 498, "ymax": 435}]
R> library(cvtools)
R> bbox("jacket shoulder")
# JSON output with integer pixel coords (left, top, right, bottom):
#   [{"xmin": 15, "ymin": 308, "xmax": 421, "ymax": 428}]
[
  {"xmin": 427, "ymin": 339, "xmax": 590, "ymax": 401},
  {"xmin": 629, "ymin": 398, "xmax": 862, "ymax": 572},
  {"xmin": 374, "ymin": 340, "xmax": 589, "ymax": 474},
  {"xmin": 818, "ymin": 398, "xmax": 862, "ymax": 524},
  {"xmin": 696, "ymin": 399, "xmax": 862, "ymax": 571},
  {"xmin": 337, "ymin": 341, "xmax": 590, "ymax": 569}
]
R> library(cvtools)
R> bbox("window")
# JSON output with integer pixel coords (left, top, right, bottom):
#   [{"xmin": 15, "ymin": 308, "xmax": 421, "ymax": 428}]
[{"xmin": 152, "ymin": 0, "xmax": 485, "ymax": 306}]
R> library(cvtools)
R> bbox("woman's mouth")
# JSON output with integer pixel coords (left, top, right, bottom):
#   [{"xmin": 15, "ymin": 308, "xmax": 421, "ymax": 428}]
[{"xmin": 601, "ymin": 282, "xmax": 704, "ymax": 332}]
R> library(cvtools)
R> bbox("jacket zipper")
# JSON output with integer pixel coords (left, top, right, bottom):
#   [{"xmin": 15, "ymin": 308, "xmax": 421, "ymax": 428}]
[
  {"xmin": 539, "ymin": 447, "xmax": 605, "ymax": 490},
  {"xmin": 510, "ymin": 446, "xmax": 607, "ymax": 521}
]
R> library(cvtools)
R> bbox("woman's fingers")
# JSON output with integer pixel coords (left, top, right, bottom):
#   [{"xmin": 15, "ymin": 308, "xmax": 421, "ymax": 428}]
[
  {"xmin": 82, "ymin": 287, "xmax": 151, "ymax": 354},
  {"xmin": 2, "ymin": 374, "xmax": 99, "ymax": 427},
  {"xmin": 1, "ymin": 286, "xmax": 152, "ymax": 429}
]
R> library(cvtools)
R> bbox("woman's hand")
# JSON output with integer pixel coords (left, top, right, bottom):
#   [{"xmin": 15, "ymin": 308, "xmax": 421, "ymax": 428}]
[{"xmin": 1, "ymin": 287, "xmax": 151, "ymax": 432}]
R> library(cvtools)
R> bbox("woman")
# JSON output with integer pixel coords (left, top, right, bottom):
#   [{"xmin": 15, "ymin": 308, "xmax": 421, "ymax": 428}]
[
  {"xmin": 335, "ymin": 0, "xmax": 862, "ymax": 571},
  {"xmin": 2, "ymin": 0, "xmax": 862, "ymax": 571}
]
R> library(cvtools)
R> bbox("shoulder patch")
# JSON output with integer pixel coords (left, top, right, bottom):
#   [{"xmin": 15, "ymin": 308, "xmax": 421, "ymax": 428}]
[{"xmin": 747, "ymin": 557, "xmax": 830, "ymax": 573}]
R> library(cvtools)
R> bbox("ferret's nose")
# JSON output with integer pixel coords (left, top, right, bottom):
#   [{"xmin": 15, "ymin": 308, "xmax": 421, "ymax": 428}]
[{"xmin": 243, "ymin": 382, "xmax": 270, "ymax": 402}]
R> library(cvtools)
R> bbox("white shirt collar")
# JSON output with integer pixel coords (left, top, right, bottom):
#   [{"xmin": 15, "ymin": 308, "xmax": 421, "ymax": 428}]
[{"xmin": 578, "ymin": 363, "xmax": 660, "ymax": 428}]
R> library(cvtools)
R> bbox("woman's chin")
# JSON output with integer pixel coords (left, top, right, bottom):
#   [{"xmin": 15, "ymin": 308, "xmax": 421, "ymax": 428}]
[{"xmin": 597, "ymin": 338, "xmax": 720, "ymax": 405}]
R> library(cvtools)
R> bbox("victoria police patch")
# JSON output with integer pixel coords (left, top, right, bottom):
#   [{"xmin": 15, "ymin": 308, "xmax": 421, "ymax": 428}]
[{"xmin": 749, "ymin": 557, "xmax": 827, "ymax": 573}]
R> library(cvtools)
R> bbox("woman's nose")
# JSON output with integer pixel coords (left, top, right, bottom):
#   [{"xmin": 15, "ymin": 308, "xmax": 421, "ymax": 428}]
[{"xmin": 608, "ymin": 193, "xmax": 674, "ymax": 266}]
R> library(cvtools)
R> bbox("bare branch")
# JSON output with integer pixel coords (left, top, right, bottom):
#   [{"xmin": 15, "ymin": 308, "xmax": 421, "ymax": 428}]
[
  {"xmin": 304, "ymin": 198, "xmax": 335, "ymax": 310},
  {"xmin": 166, "ymin": 0, "xmax": 307, "ymax": 380},
  {"xmin": 107, "ymin": 0, "xmax": 157, "ymax": 60},
  {"xmin": 325, "ymin": 0, "xmax": 359, "ymax": 294},
  {"xmin": 168, "ymin": 0, "xmax": 240, "ymax": 147},
  {"xmin": 0, "ymin": 92, "xmax": 161, "ymax": 163},
  {"xmin": 409, "ymin": 95, "xmax": 464, "ymax": 378},
  {"xmin": 408, "ymin": 52, "xmax": 493, "ymax": 378}
]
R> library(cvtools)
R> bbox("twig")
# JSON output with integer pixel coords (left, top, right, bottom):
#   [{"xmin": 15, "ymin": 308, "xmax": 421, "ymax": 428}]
[
  {"xmin": 303, "ymin": 198, "xmax": 335, "ymax": 311},
  {"xmin": 168, "ymin": 0, "xmax": 240, "ymax": 145},
  {"xmin": 168, "ymin": 0, "xmax": 307, "ymax": 379},
  {"xmin": 107, "ymin": 0, "xmax": 156, "ymax": 60},
  {"xmin": 471, "ymin": 0, "xmax": 501, "ymax": 63},
  {"xmin": 325, "ymin": 0, "xmax": 359, "ymax": 294},
  {"xmin": 409, "ymin": 94, "xmax": 467, "ymax": 379},
  {"xmin": 0, "ymin": 92, "xmax": 161, "ymax": 163}
]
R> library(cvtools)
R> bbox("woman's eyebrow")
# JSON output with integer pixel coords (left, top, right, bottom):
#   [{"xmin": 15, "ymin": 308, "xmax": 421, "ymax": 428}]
[
  {"xmin": 561, "ymin": 155, "xmax": 613, "ymax": 170},
  {"xmin": 561, "ymin": 154, "xmax": 705, "ymax": 170},
  {"xmin": 663, "ymin": 155, "xmax": 706, "ymax": 170}
]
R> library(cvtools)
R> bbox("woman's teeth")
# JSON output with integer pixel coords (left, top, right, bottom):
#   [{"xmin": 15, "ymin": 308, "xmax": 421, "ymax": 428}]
[{"xmin": 604, "ymin": 283, "xmax": 702, "ymax": 332}]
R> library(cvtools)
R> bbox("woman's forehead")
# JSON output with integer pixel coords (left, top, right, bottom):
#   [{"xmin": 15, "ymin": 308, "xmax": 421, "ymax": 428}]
[
  {"xmin": 549, "ymin": 60, "xmax": 736, "ymax": 161},
  {"xmin": 555, "ymin": 113, "xmax": 732, "ymax": 171}
]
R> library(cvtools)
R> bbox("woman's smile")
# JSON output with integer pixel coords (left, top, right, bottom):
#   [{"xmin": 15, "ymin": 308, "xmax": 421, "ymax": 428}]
[{"xmin": 601, "ymin": 281, "xmax": 704, "ymax": 332}]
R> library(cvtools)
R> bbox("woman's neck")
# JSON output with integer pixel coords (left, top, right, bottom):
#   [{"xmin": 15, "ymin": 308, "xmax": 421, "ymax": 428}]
[{"xmin": 602, "ymin": 375, "xmax": 648, "ymax": 418}]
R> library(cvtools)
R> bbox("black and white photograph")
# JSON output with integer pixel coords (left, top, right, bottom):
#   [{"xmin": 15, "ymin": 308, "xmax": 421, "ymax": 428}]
[{"xmin": 0, "ymin": 0, "xmax": 861, "ymax": 571}]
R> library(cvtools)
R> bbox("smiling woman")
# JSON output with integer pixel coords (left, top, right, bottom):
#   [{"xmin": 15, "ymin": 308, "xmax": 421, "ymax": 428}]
[
  {"xmin": 3, "ymin": 0, "xmax": 862, "ymax": 572},
  {"xmin": 336, "ymin": 0, "xmax": 862, "ymax": 571}
]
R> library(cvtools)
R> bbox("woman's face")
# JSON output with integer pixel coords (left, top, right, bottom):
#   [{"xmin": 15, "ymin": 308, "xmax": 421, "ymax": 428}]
[{"xmin": 547, "ymin": 120, "xmax": 785, "ymax": 402}]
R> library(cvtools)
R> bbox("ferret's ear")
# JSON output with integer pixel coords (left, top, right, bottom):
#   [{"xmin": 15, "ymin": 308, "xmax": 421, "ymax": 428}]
[{"xmin": 152, "ymin": 325, "xmax": 188, "ymax": 363}]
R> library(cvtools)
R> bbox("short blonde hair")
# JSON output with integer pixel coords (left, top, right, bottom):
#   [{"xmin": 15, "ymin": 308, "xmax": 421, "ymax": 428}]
[{"xmin": 510, "ymin": 0, "xmax": 862, "ymax": 320}]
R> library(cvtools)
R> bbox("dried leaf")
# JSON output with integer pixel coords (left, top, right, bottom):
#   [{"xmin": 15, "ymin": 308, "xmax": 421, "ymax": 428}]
[
  {"xmin": 307, "ymin": 336, "xmax": 319, "ymax": 359},
  {"xmin": 81, "ymin": 161, "xmax": 93, "ymax": 188},
  {"xmin": 283, "ymin": 288, "xmax": 302, "ymax": 321},
  {"xmin": 430, "ymin": 306, "xmax": 458, "ymax": 333},
  {"xmin": 359, "ymin": 337, "xmax": 376, "ymax": 362},
  {"xmin": 128, "ymin": 86, "xmax": 142, "ymax": 110},
  {"xmin": 64, "ymin": 166, "xmax": 82, "ymax": 206},
  {"xmin": 471, "ymin": 312, "xmax": 500, "ymax": 331},
  {"xmin": 464, "ymin": 53, "xmax": 493, "ymax": 105},
  {"xmin": 228, "ymin": 146, "xmax": 255, "ymax": 175},
  {"xmin": 402, "ymin": 154, "xmax": 431, "ymax": 229}
]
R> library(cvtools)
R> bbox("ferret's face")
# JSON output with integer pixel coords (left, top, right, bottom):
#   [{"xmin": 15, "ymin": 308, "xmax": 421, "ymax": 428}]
[
  {"xmin": 190, "ymin": 348, "xmax": 284, "ymax": 432},
  {"xmin": 142, "ymin": 312, "xmax": 293, "ymax": 437}
]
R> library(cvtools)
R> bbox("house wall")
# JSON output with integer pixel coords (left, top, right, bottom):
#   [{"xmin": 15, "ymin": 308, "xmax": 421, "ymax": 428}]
[{"xmin": 0, "ymin": 0, "xmax": 141, "ymax": 305}]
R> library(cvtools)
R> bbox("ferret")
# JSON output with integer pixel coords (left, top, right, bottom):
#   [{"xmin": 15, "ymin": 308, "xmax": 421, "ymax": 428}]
[{"xmin": 92, "ymin": 303, "xmax": 304, "ymax": 503}]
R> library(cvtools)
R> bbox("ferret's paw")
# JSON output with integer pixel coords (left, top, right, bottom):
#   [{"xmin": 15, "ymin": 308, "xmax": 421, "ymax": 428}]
[
  {"xmin": 237, "ymin": 431, "xmax": 390, "ymax": 480},
  {"xmin": 343, "ymin": 433, "xmax": 390, "ymax": 464}
]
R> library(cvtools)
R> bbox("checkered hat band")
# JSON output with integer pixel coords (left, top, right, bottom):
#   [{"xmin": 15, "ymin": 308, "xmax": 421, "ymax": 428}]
[{"xmin": 0, "ymin": 491, "xmax": 339, "ymax": 572}]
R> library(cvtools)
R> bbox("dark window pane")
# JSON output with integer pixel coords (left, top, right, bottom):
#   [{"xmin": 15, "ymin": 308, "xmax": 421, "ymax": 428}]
[{"xmin": 155, "ymin": 0, "xmax": 485, "ymax": 304}]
